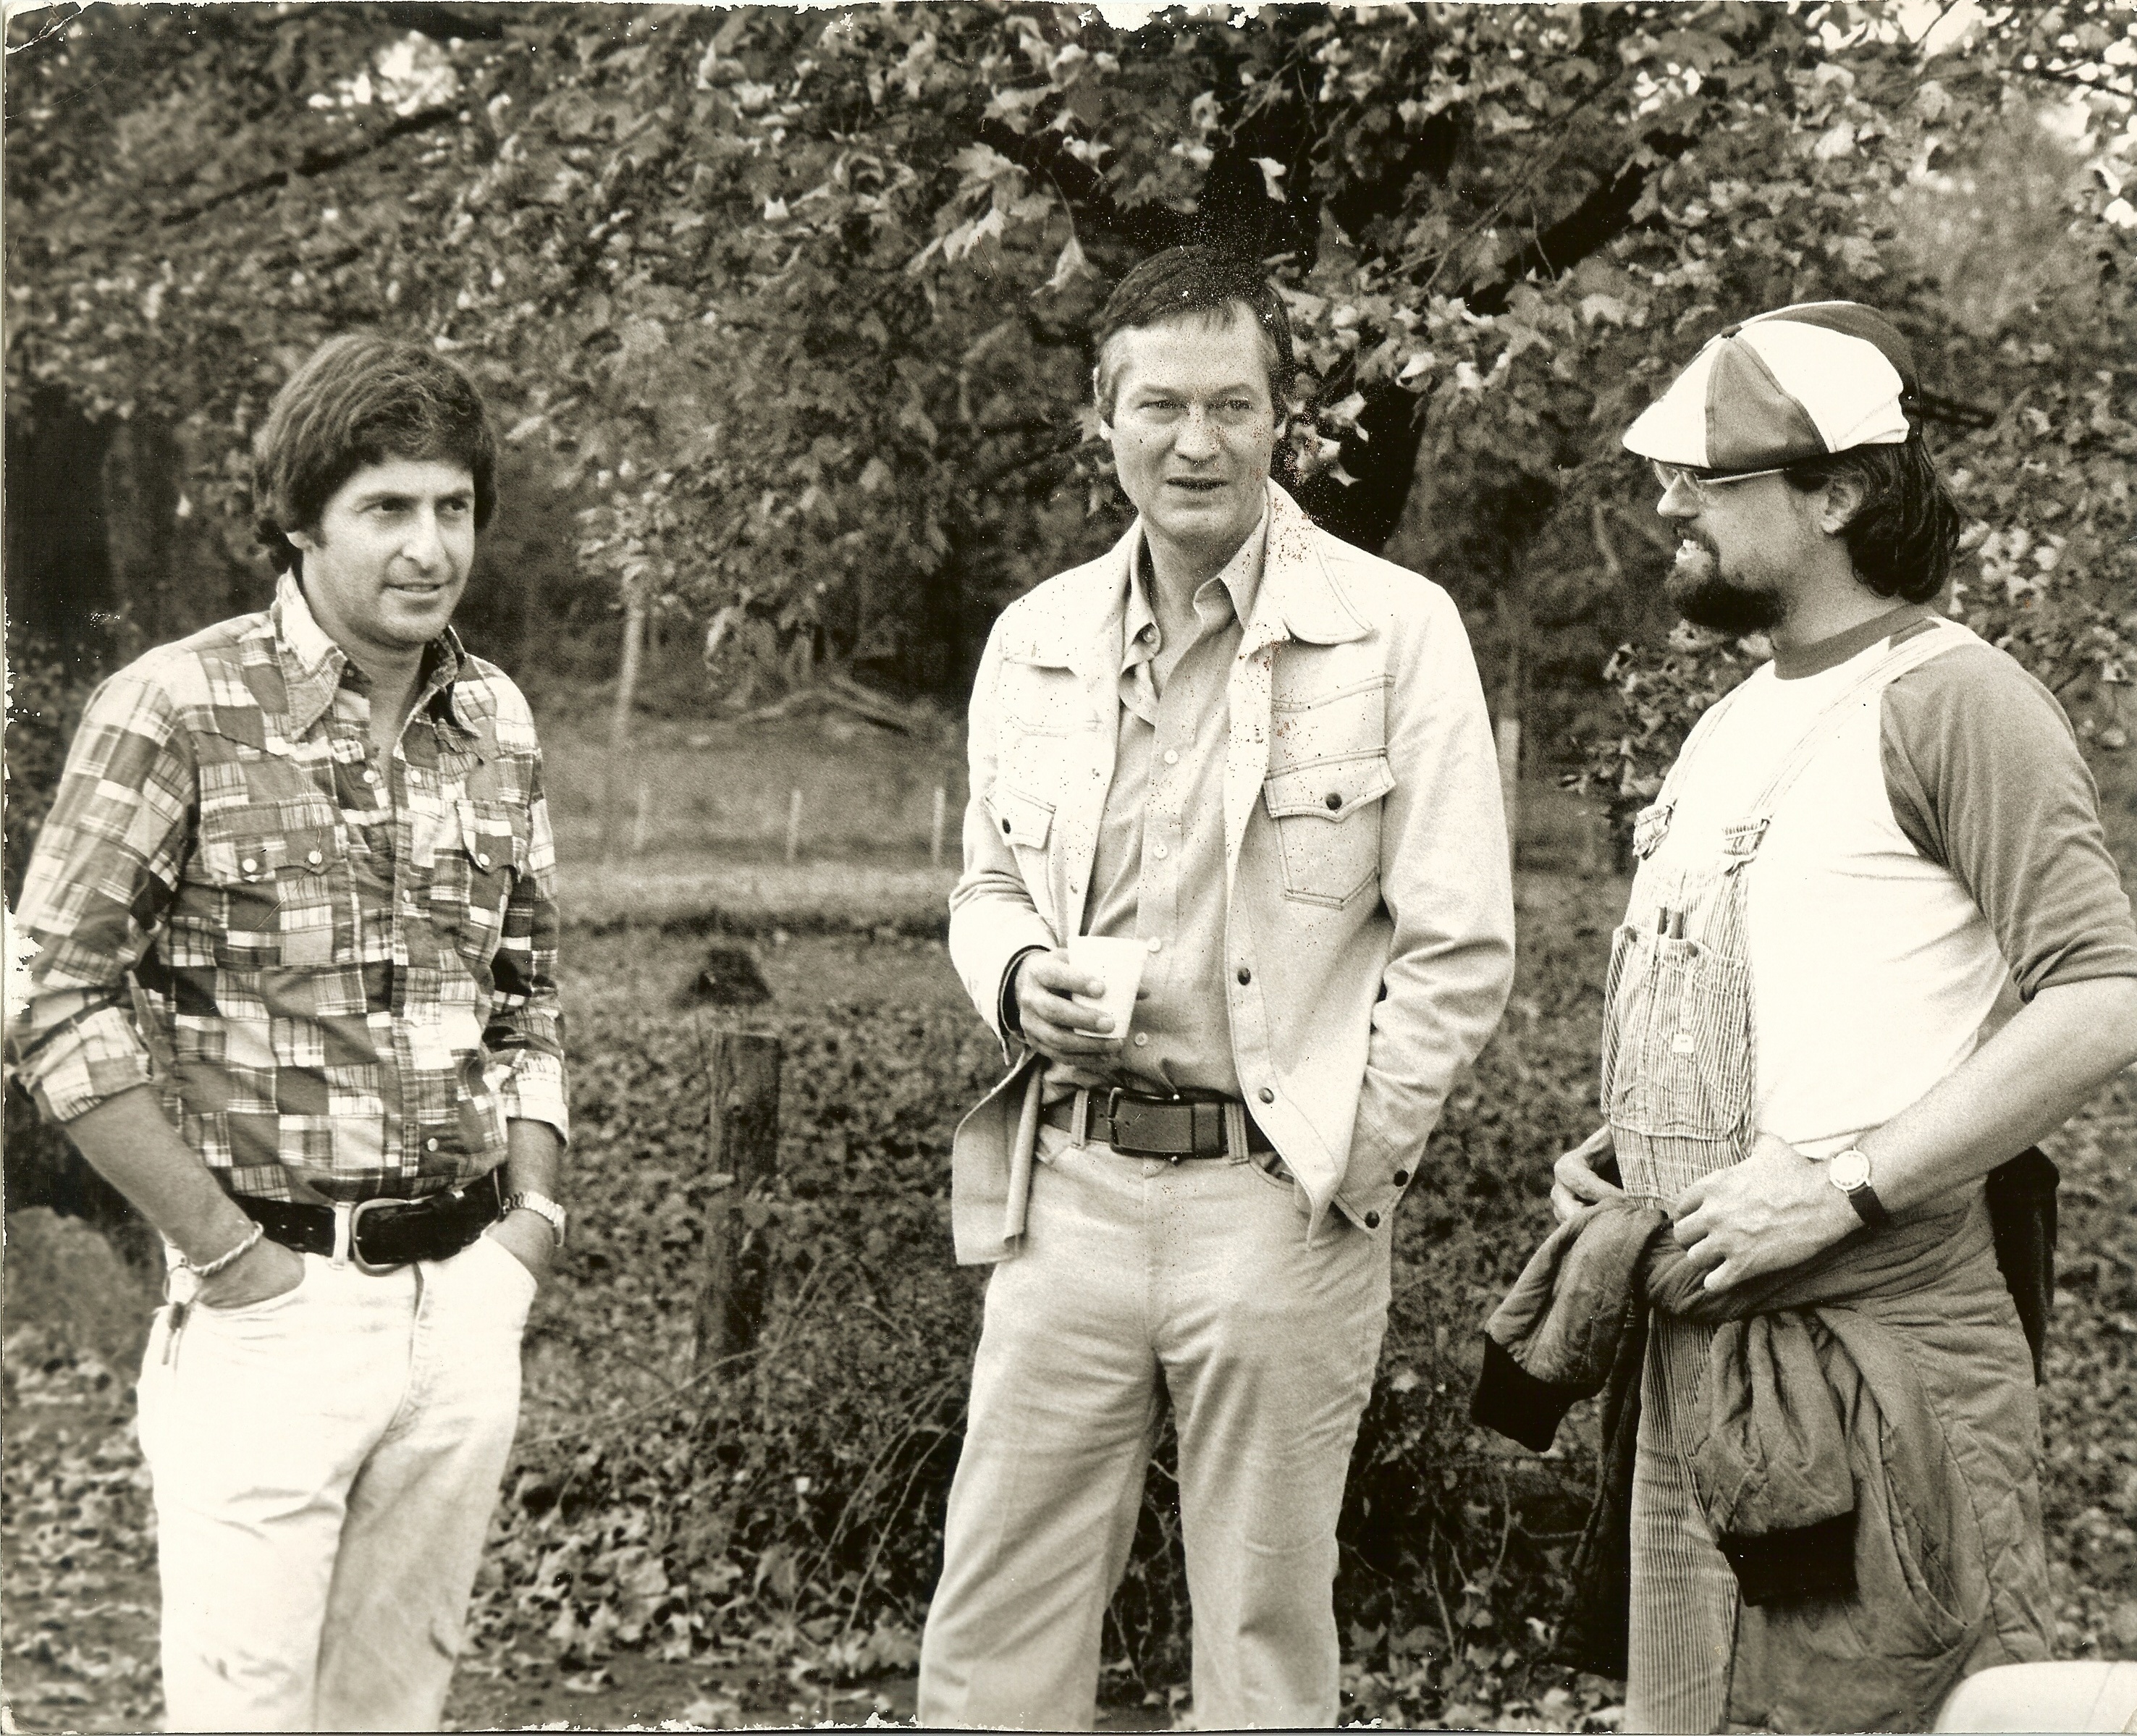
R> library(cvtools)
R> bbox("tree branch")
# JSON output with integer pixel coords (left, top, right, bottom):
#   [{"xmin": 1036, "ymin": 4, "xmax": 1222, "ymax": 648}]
[{"xmin": 159, "ymin": 105, "xmax": 463, "ymax": 229}]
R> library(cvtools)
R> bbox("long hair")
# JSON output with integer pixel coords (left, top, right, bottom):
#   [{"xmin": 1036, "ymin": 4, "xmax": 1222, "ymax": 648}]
[{"xmin": 1783, "ymin": 432, "xmax": 1960, "ymax": 604}]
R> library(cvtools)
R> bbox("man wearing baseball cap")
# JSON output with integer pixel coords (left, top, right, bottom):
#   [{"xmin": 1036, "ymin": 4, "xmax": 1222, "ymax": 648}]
[{"xmin": 1541, "ymin": 303, "xmax": 2137, "ymax": 1730}]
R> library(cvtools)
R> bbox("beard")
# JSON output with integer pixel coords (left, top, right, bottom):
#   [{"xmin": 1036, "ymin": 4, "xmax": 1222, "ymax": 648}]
[{"xmin": 1665, "ymin": 540, "xmax": 1784, "ymax": 636}]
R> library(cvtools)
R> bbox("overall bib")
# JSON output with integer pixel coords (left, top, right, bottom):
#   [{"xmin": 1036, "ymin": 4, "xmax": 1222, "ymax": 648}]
[{"xmin": 1600, "ymin": 623, "xmax": 1958, "ymax": 1732}]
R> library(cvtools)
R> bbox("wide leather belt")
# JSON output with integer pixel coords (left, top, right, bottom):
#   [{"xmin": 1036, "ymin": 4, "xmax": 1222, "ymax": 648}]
[
  {"xmin": 1041, "ymin": 1088, "xmax": 1275, "ymax": 1160},
  {"xmin": 229, "ymin": 1169, "xmax": 505, "ymax": 1273}
]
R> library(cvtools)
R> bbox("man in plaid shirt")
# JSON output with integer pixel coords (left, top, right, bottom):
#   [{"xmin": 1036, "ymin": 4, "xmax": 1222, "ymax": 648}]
[{"xmin": 9, "ymin": 334, "xmax": 568, "ymax": 1731}]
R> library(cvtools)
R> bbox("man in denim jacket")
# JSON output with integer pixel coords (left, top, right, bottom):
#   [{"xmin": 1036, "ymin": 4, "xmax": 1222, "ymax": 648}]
[
  {"xmin": 10, "ymin": 335, "xmax": 568, "ymax": 1731},
  {"xmin": 917, "ymin": 248, "xmax": 1515, "ymax": 1729}
]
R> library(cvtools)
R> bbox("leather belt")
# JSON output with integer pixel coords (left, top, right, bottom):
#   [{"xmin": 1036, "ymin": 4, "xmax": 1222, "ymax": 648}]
[
  {"xmin": 229, "ymin": 1169, "xmax": 505, "ymax": 1273},
  {"xmin": 1041, "ymin": 1088, "xmax": 1275, "ymax": 1160}
]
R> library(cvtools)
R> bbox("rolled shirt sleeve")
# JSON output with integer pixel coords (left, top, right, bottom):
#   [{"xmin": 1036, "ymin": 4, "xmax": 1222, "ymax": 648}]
[{"xmin": 9, "ymin": 666, "xmax": 194, "ymax": 1123}]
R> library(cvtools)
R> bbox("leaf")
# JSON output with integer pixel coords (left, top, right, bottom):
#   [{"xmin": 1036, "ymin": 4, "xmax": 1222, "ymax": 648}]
[{"xmin": 1252, "ymin": 156, "xmax": 1289, "ymax": 202}]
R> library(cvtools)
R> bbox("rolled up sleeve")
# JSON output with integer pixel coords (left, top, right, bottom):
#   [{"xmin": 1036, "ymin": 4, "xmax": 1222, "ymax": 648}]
[
  {"xmin": 8, "ymin": 670, "xmax": 194, "ymax": 1124},
  {"xmin": 486, "ymin": 748, "xmax": 570, "ymax": 1142}
]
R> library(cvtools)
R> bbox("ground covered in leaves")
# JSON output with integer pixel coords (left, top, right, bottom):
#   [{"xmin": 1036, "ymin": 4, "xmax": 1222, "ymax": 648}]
[{"xmin": 6, "ymin": 881, "xmax": 2135, "ymax": 1732}]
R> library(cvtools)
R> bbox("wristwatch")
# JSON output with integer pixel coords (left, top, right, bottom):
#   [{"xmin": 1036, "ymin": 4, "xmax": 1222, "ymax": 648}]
[
  {"xmin": 1826, "ymin": 1147, "xmax": 1889, "ymax": 1230},
  {"xmin": 502, "ymin": 1191, "xmax": 568, "ymax": 1249}
]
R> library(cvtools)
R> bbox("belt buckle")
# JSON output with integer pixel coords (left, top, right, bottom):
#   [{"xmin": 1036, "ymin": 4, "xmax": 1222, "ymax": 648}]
[
  {"xmin": 347, "ymin": 1197, "xmax": 405, "ymax": 1276},
  {"xmin": 1107, "ymin": 1089, "xmax": 1192, "ymax": 1160}
]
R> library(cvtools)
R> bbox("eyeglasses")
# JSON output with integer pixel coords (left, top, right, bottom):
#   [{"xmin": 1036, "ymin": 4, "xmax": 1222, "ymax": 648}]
[{"xmin": 1650, "ymin": 460, "xmax": 1789, "ymax": 500}]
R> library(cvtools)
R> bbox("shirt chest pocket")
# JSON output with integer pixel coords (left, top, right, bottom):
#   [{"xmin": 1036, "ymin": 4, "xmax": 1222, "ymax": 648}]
[
  {"xmin": 1261, "ymin": 752, "xmax": 1396, "ymax": 909},
  {"xmin": 193, "ymin": 802, "xmax": 349, "ymax": 967},
  {"xmin": 443, "ymin": 799, "xmax": 531, "ymax": 964}
]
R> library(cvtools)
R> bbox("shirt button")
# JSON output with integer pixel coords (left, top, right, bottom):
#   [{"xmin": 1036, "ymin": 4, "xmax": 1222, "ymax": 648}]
[
  {"xmin": 362, "ymin": 769, "xmax": 378, "ymax": 785},
  {"xmin": 1365, "ymin": 1210, "xmax": 1382, "ymax": 1229},
  {"xmin": 1257, "ymin": 1087, "xmax": 1274, "ymax": 1104},
  {"xmin": 1164, "ymin": 750, "xmax": 1179, "ymax": 765},
  {"xmin": 1152, "ymin": 843, "xmax": 1168, "ymax": 859},
  {"xmin": 424, "ymin": 1137, "xmax": 439, "ymax": 1153},
  {"xmin": 1237, "ymin": 966, "xmax": 1252, "ymax": 985},
  {"xmin": 1133, "ymin": 1032, "xmax": 1149, "ymax": 1048},
  {"xmin": 306, "ymin": 848, "xmax": 324, "ymax": 867},
  {"xmin": 1393, "ymin": 1169, "xmax": 1410, "ymax": 1187},
  {"xmin": 1146, "ymin": 937, "xmax": 1162, "ymax": 953},
  {"xmin": 240, "ymin": 856, "xmax": 258, "ymax": 875},
  {"xmin": 1325, "ymin": 791, "xmax": 1344, "ymax": 811}
]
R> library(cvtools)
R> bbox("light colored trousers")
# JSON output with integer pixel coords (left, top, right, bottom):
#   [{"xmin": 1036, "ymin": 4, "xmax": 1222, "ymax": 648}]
[
  {"xmin": 135, "ymin": 1231, "xmax": 534, "ymax": 1732},
  {"xmin": 918, "ymin": 1128, "xmax": 1391, "ymax": 1731}
]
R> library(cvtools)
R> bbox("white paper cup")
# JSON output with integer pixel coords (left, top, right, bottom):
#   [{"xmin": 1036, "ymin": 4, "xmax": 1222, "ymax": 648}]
[{"xmin": 1064, "ymin": 935, "xmax": 1146, "ymax": 1038}]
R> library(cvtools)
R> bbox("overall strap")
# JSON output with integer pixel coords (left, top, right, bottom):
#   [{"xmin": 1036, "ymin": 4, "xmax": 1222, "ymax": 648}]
[
  {"xmin": 1720, "ymin": 618, "xmax": 1960, "ymax": 872},
  {"xmin": 1632, "ymin": 675, "xmax": 1758, "ymax": 859}
]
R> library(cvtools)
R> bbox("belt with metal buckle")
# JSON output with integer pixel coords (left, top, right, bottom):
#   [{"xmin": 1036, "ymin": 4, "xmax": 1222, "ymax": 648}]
[
  {"xmin": 229, "ymin": 1169, "xmax": 505, "ymax": 1273},
  {"xmin": 1040, "ymin": 1088, "xmax": 1275, "ymax": 1160}
]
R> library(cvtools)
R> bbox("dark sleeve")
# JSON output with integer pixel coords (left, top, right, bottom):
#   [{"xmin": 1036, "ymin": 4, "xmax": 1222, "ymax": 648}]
[{"xmin": 1881, "ymin": 642, "xmax": 2137, "ymax": 999}]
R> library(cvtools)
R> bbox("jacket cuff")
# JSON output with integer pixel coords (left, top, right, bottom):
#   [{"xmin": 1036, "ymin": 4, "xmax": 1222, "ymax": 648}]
[
  {"xmin": 1716, "ymin": 1512, "xmax": 1857, "ymax": 1606},
  {"xmin": 998, "ymin": 945, "xmax": 1047, "ymax": 1039},
  {"xmin": 1470, "ymin": 1333, "xmax": 1584, "ymax": 1453}
]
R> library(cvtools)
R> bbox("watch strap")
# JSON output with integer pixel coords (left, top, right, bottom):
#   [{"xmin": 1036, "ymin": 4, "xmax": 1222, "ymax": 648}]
[
  {"xmin": 1842, "ymin": 1180, "xmax": 1889, "ymax": 1230},
  {"xmin": 503, "ymin": 1191, "xmax": 568, "ymax": 1247}
]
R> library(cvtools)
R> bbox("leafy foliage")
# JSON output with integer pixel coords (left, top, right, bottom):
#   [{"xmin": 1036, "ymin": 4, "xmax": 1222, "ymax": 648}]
[{"xmin": 10, "ymin": 3, "xmax": 2133, "ymax": 753}]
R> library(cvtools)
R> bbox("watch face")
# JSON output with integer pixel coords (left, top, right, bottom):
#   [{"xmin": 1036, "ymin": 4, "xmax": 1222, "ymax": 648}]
[{"xmin": 1830, "ymin": 1148, "xmax": 1871, "ymax": 1191}]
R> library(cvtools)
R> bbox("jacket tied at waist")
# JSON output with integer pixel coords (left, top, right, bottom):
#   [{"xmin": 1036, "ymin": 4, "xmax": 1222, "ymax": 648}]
[{"xmin": 1473, "ymin": 1176, "xmax": 2052, "ymax": 1732}]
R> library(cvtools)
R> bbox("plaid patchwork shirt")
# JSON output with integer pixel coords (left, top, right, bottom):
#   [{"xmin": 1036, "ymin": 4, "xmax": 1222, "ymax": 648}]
[{"xmin": 8, "ymin": 575, "xmax": 568, "ymax": 1203}]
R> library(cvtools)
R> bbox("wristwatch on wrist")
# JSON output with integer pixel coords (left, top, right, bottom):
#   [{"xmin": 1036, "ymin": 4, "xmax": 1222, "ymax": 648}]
[
  {"xmin": 502, "ymin": 1191, "xmax": 568, "ymax": 1249},
  {"xmin": 1827, "ymin": 1146, "xmax": 1889, "ymax": 1230}
]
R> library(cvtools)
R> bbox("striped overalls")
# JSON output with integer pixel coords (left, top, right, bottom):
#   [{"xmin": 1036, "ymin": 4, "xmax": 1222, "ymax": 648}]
[{"xmin": 1601, "ymin": 623, "xmax": 1957, "ymax": 1732}]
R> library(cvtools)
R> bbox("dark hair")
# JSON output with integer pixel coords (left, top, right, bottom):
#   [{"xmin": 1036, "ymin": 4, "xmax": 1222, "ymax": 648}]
[
  {"xmin": 1092, "ymin": 245, "xmax": 1295, "ymax": 420},
  {"xmin": 1783, "ymin": 433, "xmax": 1960, "ymax": 604},
  {"xmin": 252, "ymin": 333, "xmax": 497, "ymax": 574}
]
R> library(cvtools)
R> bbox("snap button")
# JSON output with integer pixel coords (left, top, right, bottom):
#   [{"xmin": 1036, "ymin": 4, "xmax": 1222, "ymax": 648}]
[
  {"xmin": 1152, "ymin": 843, "xmax": 1168, "ymax": 859},
  {"xmin": 424, "ymin": 1137, "xmax": 439, "ymax": 1152},
  {"xmin": 240, "ymin": 856, "xmax": 259, "ymax": 875},
  {"xmin": 306, "ymin": 848, "xmax": 324, "ymax": 867},
  {"xmin": 1325, "ymin": 791, "xmax": 1343, "ymax": 810},
  {"xmin": 1393, "ymin": 1169, "xmax": 1410, "ymax": 1187},
  {"xmin": 476, "ymin": 851, "xmax": 492, "ymax": 870},
  {"xmin": 1146, "ymin": 937, "xmax": 1161, "ymax": 953},
  {"xmin": 362, "ymin": 769, "xmax": 378, "ymax": 785},
  {"xmin": 1236, "ymin": 966, "xmax": 1251, "ymax": 985},
  {"xmin": 1364, "ymin": 1210, "xmax": 1381, "ymax": 1229},
  {"xmin": 1257, "ymin": 1087, "xmax": 1274, "ymax": 1104},
  {"xmin": 1163, "ymin": 749, "xmax": 1179, "ymax": 765},
  {"xmin": 1132, "ymin": 1032, "xmax": 1148, "ymax": 1048}
]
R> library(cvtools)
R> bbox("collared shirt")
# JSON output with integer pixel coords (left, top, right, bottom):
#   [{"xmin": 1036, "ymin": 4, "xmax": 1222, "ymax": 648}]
[
  {"xmin": 9, "ymin": 574, "xmax": 568, "ymax": 1203},
  {"xmin": 1076, "ymin": 505, "xmax": 1269, "ymax": 1099}
]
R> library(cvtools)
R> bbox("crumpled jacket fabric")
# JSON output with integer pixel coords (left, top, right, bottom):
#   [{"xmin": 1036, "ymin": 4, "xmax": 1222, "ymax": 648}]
[{"xmin": 1474, "ymin": 1178, "xmax": 2052, "ymax": 1732}]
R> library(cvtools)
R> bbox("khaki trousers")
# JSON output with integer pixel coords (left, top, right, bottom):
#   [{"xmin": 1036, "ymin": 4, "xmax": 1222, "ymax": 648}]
[
  {"xmin": 918, "ymin": 1126, "xmax": 1391, "ymax": 1730},
  {"xmin": 135, "ymin": 1231, "xmax": 534, "ymax": 1732}
]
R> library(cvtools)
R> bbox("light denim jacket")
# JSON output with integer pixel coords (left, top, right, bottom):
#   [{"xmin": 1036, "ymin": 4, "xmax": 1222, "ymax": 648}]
[{"xmin": 947, "ymin": 484, "xmax": 1514, "ymax": 1261}]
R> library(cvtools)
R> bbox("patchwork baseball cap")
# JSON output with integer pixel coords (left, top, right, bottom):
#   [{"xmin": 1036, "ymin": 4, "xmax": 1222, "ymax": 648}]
[{"xmin": 1622, "ymin": 301, "xmax": 1921, "ymax": 472}]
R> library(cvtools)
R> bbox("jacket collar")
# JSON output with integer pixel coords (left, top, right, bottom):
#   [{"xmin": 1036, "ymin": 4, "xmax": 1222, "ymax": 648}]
[
  {"xmin": 1019, "ymin": 482, "xmax": 1368, "ymax": 675},
  {"xmin": 269, "ymin": 572, "xmax": 475, "ymax": 739}
]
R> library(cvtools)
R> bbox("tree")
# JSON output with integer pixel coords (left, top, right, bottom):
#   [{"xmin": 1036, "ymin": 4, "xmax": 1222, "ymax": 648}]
[{"xmin": 7, "ymin": 1, "xmax": 2131, "ymax": 774}]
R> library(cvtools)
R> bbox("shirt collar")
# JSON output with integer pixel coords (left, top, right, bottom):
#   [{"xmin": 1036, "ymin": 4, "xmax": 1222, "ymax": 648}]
[
  {"xmin": 1121, "ymin": 499, "xmax": 1270, "ymax": 668},
  {"xmin": 270, "ymin": 572, "xmax": 475, "ymax": 736},
  {"xmin": 1771, "ymin": 600, "xmax": 1934, "ymax": 681}
]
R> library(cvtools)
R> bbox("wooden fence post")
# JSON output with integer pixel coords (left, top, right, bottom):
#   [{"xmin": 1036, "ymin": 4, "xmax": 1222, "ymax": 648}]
[{"xmin": 693, "ymin": 1027, "xmax": 783, "ymax": 1370}]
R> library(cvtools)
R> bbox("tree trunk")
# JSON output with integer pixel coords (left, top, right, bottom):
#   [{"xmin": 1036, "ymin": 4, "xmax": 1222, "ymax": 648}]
[
  {"xmin": 601, "ymin": 592, "xmax": 646, "ymax": 863},
  {"xmin": 692, "ymin": 1028, "xmax": 783, "ymax": 1374}
]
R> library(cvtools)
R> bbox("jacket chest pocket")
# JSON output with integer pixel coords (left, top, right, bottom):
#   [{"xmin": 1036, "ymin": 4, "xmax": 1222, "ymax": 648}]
[
  {"xmin": 1261, "ymin": 751, "xmax": 1395, "ymax": 909},
  {"xmin": 193, "ymin": 801, "xmax": 349, "ymax": 967},
  {"xmin": 446, "ymin": 799, "xmax": 531, "ymax": 964}
]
